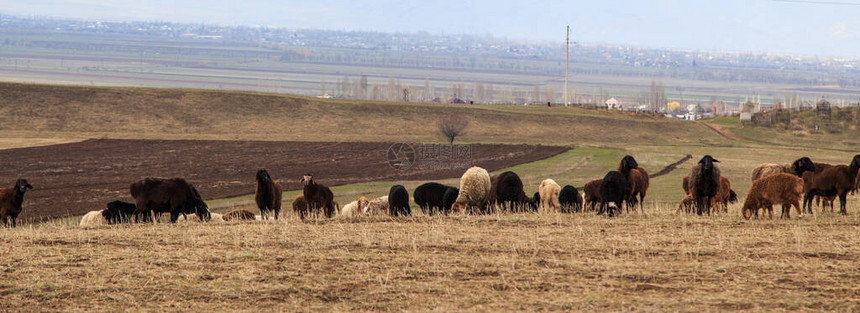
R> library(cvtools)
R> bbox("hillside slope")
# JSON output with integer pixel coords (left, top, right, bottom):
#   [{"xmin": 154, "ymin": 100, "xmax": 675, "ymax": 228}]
[{"xmin": 0, "ymin": 82, "xmax": 725, "ymax": 145}]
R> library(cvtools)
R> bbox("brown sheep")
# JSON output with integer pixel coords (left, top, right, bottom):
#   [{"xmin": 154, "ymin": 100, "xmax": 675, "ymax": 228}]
[
  {"xmin": 801, "ymin": 155, "xmax": 860, "ymax": 215},
  {"xmin": 255, "ymin": 169, "xmax": 283, "ymax": 220},
  {"xmin": 742, "ymin": 173, "xmax": 804, "ymax": 219},
  {"xmin": 680, "ymin": 175, "xmax": 736, "ymax": 214},
  {"xmin": 583, "ymin": 179, "xmax": 602, "ymax": 211},
  {"xmin": 0, "ymin": 179, "xmax": 33, "ymax": 227},
  {"xmin": 678, "ymin": 194, "xmax": 694, "ymax": 214},
  {"xmin": 624, "ymin": 167, "xmax": 649, "ymax": 212},
  {"xmin": 815, "ymin": 195, "xmax": 836, "ymax": 213},
  {"xmin": 292, "ymin": 195, "xmax": 310, "ymax": 219},
  {"xmin": 301, "ymin": 174, "xmax": 336, "ymax": 218},
  {"xmin": 223, "ymin": 209, "xmax": 256, "ymax": 221}
]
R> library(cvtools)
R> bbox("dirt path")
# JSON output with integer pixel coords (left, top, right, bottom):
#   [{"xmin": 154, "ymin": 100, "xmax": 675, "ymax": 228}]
[
  {"xmin": 700, "ymin": 123, "xmax": 743, "ymax": 141},
  {"xmin": 650, "ymin": 154, "xmax": 693, "ymax": 178}
]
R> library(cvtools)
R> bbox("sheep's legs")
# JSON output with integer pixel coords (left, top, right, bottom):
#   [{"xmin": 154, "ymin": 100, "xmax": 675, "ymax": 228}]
[{"xmin": 839, "ymin": 192, "xmax": 849, "ymax": 215}]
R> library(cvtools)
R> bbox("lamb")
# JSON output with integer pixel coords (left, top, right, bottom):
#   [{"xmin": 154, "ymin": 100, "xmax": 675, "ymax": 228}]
[
  {"xmin": 598, "ymin": 171, "xmax": 627, "ymax": 217},
  {"xmin": 301, "ymin": 174, "xmax": 336, "ymax": 218},
  {"xmin": 102, "ymin": 200, "xmax": 136, "ymax": 224},
  {"xmin": 388, "ymin": 185, "xmax": 411, "ymax": 216},
  {"xmin": 742, "ymin": 173, "xmax": 804, "ymax": 219},
  {"xmin": 292, "ymin": 195, "xmax": 310, "ymax": 219},
  {"xmin": 80, "ymin": 210, "xmax": 107, "ymax": 227},
  {"xmin": 451, "ymin": 166, "xmax": 492, "ymax": 214},
  {"xmin": 490, "ymin": 171, "xmax": 533, "ymax": 212},
  {"xmin": 801, "ymin": 155, "xmax": 860, "ymax": 215},
  {"xmin": 223, "ymin": 209, "xmax": 257, "ymax": 221},
  {"xmin": 750, "ymin": 157, "xmax": 816, "ymax": 181},
  {"xmin": 413, "ymin": 182, "xmax": 453, "ymax": 215},
  {"xmin": 538, "ymin": 179, "xmax": 562, "ymax": 212},
  {"xmin": 689, "ymin": 155, "xmax": 721, "ymax": 216},
  {"xmin": 0, "ymin": 179, "xmax": 33, "ymax": 227},
  {"xmin": 255, "ymin": 169, "xmax": 283, "ymax": 220},
  {"xmin": 582, "ymin": 179, "xmax": 602, "ymax": 211},
  {"xmin": 363, "ymin": 196, "xmax": 389, "ymax": 216},
  {"xmin": 558, "ymin": 185, "xmax": 583, "ymax": 213},
  {"xmin": 340, "ymin": 196, "xmax": 369, "ymax": 217}
]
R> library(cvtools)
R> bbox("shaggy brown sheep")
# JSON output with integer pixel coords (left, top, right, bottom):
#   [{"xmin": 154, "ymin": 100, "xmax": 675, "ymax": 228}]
[
  {"xmin": 750, "ymin": 157, "xmax": 816, "ymax": 181},
  {"xmin": 292, "ymin": 195, "xmax": 310, "ymax": 219},
  {"xmin": 301, "ymin": 174, "xmax": 336, "ymax": 218},
  {"xmin": 624, "ymin": 167, "xmax": 649, "ymax": 212},
  {"xmin": 583, "ymin": 179, "xmax": 602, "ymax": 211},
  {"xmin": 742, "ymin": 173, "xmax": 804, "ymax": 219}
]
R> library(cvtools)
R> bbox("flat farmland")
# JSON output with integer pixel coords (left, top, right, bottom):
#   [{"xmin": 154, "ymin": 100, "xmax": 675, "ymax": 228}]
[{"xmin": 0, "ymin": 139, "xmax": 567, "ymax": 220}]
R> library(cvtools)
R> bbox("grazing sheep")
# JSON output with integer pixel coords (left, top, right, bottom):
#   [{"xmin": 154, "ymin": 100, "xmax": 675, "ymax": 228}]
[
  {"xmin": 80, "ymin": 210, "xmax": 106, "ymax": 227},
  {"xmin": 301, "ymin": 174, "xmax": 336, "ymax": 218},
  {"xmin": 130, "ymin": 178, "xmax": 210, "ymax": 223},
  {"xmin": 801, "ymin": 155, "xmax": 860, "ymax": 215},
  {"xmin": 625, "ymin": 167, "xmax": 649, "ymax": 212},
  {"xmin": 712, "ymin": 176, "xmax": 734, "ymax": 213},
  {"xmin": 340, "ymin": 196, "xmax": 369, "ymax": 217},
  {"xmin": 682, "ymin": 176, "xmax": 691, "ymax": 195},
  {"xmin": 689, "ymin": 155, "xmax": 721, "ymax": 216},
  {"xmin": 292, "ymin": 195, "xmax": 310, "ymax": 219},
  {"xmin": 414, "ymin": 182, "xmax": 453, "ymax": 215},
  {"xmin": 388, "ymin": 185, "xmax": 411, "ymax": 216},
  {"xmin": 364, "ymin": 196, "xmax": 389, "ymax": 216},
  {"xmin": 598, "ymin": 171, "xmax": 627, "ymax": 217},
  {"xmin": 582, "ymin": 179, "xmax": 602, "ymax": 211},
  {"xmin": 0, "ymin": 179, "xmax": 33, "ymax": 227},
  {"xmin": 102, "ymin": 200, "xmax": 136, "ymax": 224},
  {"xmin": 490, "ymin": 171, "xmax": 534, "ymax": 212},
  {"xmin": 558, "ymin": 185, "xmax": 583, "ymax": 213},
  {"xmin": 750, "ymin": 157, "xmax": 817, "ymax": 181},
  {"xmin": 678, "ymin": 194, "xmax": 695, "ymax": 214},
  {"xmin": 451, "ymin": 166, "xmax": 492, "ymax": 214},
  {"xmin": 742, "ymin": 173, "xmax": 804, "ymax": 219},
  {"xmin": 223, "ymin": 209, "xmax": 257, "ymax": 221},
  {"xmin": 255, "ymin": 169, "xmax": 283, "ymax": 220},
  {"xmin": 538, "ymin": 179, "xmax": 562, "ymax": 212}
]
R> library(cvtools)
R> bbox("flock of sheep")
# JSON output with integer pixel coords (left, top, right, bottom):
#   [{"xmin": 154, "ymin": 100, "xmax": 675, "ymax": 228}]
[{"xmin": 2, "ymin": 153, "xmax": 859, "ymax": 228}]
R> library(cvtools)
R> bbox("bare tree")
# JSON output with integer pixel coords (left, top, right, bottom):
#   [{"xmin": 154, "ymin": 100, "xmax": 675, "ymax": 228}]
[{"xmin": 439, "ymin": 115, "xmax": 469, "ymax": 144}]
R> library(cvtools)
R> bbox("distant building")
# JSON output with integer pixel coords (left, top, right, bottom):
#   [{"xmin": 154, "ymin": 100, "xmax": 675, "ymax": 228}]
[
  {"xmin": 605, "ymin": 97, "xmax": 620, "ymax": 110},
  {"xmin": 666, "ymin": 101, "xmax": 680, "ymax": 112}
]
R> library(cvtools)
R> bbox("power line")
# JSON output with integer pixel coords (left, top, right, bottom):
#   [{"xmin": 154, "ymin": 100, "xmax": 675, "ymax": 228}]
[{"xmin": 772, "ymin": 0, "xmax": 860, "ymax": 6}]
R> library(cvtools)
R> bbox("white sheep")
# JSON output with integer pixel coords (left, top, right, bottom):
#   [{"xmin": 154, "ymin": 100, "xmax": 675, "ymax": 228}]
[
  {"xmin": 363, "ymin": 196, "xmax": 389, "ymax": 216},
  {"xmin": 79, "ymin": 210, "xmax": 106, "ymax": 227},
  {"xmin": 452, "ymin": 166, "xmax": 492, "ymax": 214},
  {"xmin": 341, "ymin": 196, "xmax": 369, "ymax": 217},
  {"xmin": 539, "ymin": 178, "xmax": 562, "ymax": 212}
]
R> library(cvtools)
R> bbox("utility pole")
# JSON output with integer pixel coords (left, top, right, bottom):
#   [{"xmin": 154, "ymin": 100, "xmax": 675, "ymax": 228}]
[{"xmin": 564, "ymin": 26, "xmax": 570, "ymax": 107}]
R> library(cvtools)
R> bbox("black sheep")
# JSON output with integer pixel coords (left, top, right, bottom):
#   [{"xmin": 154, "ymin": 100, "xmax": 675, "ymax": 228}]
[
  {"xmin": 388, "ymin": 185, "xmax": 411, "ymax": 217},
  {"xmin": 598, "ymin": 171, "xmax": 626, "ymax": 217},
  {"xmin": 130, "ymin": 178, "xmax": 210, "ymax": 223},
  {"xmin": 490, "ymin": 171, "xmax": 533, "ymax": 212},
  {"xmin": 102, "ymin": 200, "xmax": 137, "ymax": 224},
  {"xmin": 689, "ymin": 155, "xmax": 721, "ymax": 216},
  {"xmin": 413, "ymin": 182, "xmax": 451, "ymax": 215},
  {"xmin": 442, "ymin": 187, "xmax": 459, "ymax": 214},
  {"xmin": 558, "ymin": 185, "xmax": 583, "ymax": 213},
  {"xmin": 0, "ymin": 179, "xmax": 33, "ymax": 227}
]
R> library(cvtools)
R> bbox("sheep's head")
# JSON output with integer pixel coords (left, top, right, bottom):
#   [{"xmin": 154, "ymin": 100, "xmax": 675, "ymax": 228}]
[
  {"xmin": 451, "ymin": 202, "xmax": 465, "ymax": 214},
  {"xmin": 850, "ymin": 155, "xmax": 860, "ymax": 170},
  {"xmin": 256, "ymin": 169, "xmax": 270, "ymax": 183},
  {"xmin": 742, "ymin": 206, "xmax": 754, "ymax": 220},
  {"xmin": 619, "ymin": 155, "xmax": 639, "ymax": 171},
  {"xmin": 698, "ymin": 155, "xmax": 719, "ymax": 171},
  {"xmin": 357, "ymin": 196, "xmax": 369, "ymax": 210},
  {"xmin": 792, "ymin": 157, "xmax": 816, "ymax": 177},
  {"xmin": 301, "ymin": 174, "xmax": 314, "ymax": 186},
  {"xmin": 15, "ymin": 179, "xmax": 33, "ymax": 193}
]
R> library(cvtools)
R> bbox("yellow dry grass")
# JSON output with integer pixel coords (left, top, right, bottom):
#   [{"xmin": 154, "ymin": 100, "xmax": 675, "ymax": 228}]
[{"xmin": 2, "ymin": 203, "xmax": 858, "ymax": 312}]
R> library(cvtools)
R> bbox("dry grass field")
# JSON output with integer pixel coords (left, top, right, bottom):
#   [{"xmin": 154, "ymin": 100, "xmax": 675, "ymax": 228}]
[{"xmin": 2, "ymin": 205, "xmax": 859, "ymax": 312}]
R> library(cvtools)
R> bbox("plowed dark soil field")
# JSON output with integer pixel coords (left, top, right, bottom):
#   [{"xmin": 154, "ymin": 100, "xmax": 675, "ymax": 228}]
[{"xmin": 0, "ymin": 139, "xmax": 568, "ymax": 220}]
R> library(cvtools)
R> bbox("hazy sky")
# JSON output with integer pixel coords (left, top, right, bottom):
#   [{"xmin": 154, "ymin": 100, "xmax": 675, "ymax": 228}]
[{"xmin": 3, "ymin": 0, "xmax": 860, "ymax": 57}]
